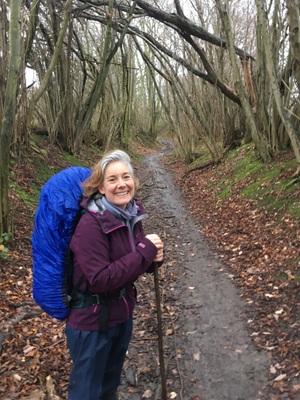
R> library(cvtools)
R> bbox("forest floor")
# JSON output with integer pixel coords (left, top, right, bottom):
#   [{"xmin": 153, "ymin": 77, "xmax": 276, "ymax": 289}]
[{"xmin": 0, "ymin": 139, "xmax": 299, "ymax": 400}]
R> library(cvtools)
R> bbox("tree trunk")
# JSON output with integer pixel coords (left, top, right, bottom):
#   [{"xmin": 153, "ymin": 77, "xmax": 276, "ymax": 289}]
[
  {"xmin": 0, "ymin": 0, "xmax": 22, "ymax": 235},
  {"xmin": 256, "ymin": 0, "xmax": 300, "ymax": 172},
  {"xmin": 120, "ymin": 44, "xmax": 133, "ymax": 149},
  {"xmin": 0, "ymin": 0, "xmax": 9, "ymax": 117},
  {"xmin": 216, "ymin": 0, "xmax": 272, "ymax": 162},
  {"xmin": 286, "ymin": 0, "xmax": 300, "ymax": 90}
]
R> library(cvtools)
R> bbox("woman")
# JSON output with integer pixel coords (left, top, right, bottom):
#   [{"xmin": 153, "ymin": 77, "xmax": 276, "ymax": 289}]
[{"xmin": 66, "ymin": 149, "xmax": 164, "ymax": 400}]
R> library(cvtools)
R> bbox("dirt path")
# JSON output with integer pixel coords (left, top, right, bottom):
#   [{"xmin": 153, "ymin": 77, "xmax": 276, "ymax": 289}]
[{"xmin": 120, "ymin": 147, "xmax": 270, "ymax": 400}]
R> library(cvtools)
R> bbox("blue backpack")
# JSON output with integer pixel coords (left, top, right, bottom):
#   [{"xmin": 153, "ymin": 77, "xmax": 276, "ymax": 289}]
[{"xmin": 32, "ymin": 166, "xmax": 91, "ymax": 320}]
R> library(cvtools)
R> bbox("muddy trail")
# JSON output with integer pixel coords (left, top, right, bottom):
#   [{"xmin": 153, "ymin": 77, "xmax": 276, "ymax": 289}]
[{"xmin": 118, "ymin": 146, "xmax": 270, "ymax": 400}]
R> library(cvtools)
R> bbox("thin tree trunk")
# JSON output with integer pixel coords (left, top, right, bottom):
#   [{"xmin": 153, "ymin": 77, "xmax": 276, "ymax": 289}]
[
  {"xmin": 0, "ymin": 1, "xmax": 10, "ymax": 117},
  {"xmin": 24, "ymin": 0, "xmax": 42, "ymax": 64},
  {"xmin": 0, "ymin": 0, "xmax": 22, "ymax": 235},
  {"xmin": 120, "ymin": 44, "xmax": 133, "ymax": 149}
]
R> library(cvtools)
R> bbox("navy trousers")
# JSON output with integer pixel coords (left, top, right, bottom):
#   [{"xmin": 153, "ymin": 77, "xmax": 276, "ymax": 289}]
[{"xmin": 66, "ymin": 318, "xmax": 133, "ymax": 400}]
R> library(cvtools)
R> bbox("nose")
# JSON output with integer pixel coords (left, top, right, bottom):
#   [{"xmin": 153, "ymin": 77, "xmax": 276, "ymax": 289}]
[{"xmin": 117, "ymin": 177, "xmax": 126, "ymax": 187}]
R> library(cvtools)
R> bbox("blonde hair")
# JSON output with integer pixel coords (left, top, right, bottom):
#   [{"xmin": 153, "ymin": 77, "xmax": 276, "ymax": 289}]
[{"xmin": 82, "ymin": 149, "xmax": 139, "ymax": 197}]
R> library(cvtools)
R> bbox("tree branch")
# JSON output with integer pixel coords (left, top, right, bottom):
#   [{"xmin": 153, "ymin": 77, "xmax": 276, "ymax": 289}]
[{"xmin": 78, "ymin": 0, "xmax": 254, "ymax": 59}]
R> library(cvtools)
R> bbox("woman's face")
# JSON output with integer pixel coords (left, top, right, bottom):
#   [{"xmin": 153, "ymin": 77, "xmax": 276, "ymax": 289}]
[{"xmin": 98, "ymin": 161, "xmax": 135, "ymax": 209}]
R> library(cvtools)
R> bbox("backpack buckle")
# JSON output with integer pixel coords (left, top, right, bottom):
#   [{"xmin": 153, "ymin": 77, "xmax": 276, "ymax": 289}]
[
  {"xmin": 118, "ymin": 288, "xmax": 126, "ymax": 298},
  {"xmin": 91, "ymin": 294, "xmax": 100, "ymax": 305}
]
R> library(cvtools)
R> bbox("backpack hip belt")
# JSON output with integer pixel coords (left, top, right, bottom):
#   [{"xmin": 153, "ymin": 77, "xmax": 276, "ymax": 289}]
[
  {"xmin": 71, "ymin": 285, "xmax": 133, "ymax": 333},
  {"xmin": 71, "ymin": 287, "xmax": 129, "ymax": 308}
]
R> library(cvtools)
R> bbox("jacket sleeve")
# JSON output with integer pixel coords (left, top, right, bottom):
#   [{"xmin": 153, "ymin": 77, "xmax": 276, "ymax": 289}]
[{"xmin": 70, "ymin": 213, "xmax": 158, "ymax": 293}]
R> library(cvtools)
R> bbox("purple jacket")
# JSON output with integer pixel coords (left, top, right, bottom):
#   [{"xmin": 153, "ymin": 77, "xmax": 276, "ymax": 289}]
[{"xmin": 66, "ymin": 196, "xmax": 161, "ymax": 331}]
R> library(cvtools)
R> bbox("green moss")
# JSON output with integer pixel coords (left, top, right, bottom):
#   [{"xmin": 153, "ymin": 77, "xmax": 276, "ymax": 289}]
[
  {"xmin": 37, "ymin": 163, "xmax": 60, "ymax": 184},
  {"xmin": 15, "ymin": 186, "xmax": 39, "ymax": 209},
  {"xmin": 218, "ymin": 184, "xmax": 232, "ymax": 199},
  {"xmin": 227, "ymin": 142, "xmax": 254, "ymax": 160},
  {"xmin": 239, "ymin": 161, "xmax": 299, "ymax": 217},
  {"xmin": 288, "ymin": 199, "xmax": 300, "ymax": 218},
  {"xmin": 186, "ymin": 145, "xmax": 213, "ymax": 169},
  {"xmin": 63, "ymin": 153, "xmax": 86, "ymax": 167},
  {"xmin": 207, "ymin": 144, "xmax": 300, "ymax": 218}
]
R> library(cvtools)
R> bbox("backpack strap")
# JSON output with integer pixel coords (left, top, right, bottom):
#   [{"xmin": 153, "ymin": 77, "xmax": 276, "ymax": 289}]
[{"xmin": 65, "ymin": 207, "xmax": 88, "ymax": 303}]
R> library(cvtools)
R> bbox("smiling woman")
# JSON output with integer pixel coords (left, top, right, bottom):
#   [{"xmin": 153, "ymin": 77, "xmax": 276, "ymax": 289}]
[{"xmin": 65, "ymin": 149, "xmax": 164, "ymax": 400}]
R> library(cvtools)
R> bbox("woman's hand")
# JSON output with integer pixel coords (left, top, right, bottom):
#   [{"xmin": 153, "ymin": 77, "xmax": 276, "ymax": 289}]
[
  {"xmin": 146, "ymin": 234, "xmax": 164, "ymax": 262},
  {"xmin": 153, "ymin": 248, "xmax": 164, "ymax": 262}
]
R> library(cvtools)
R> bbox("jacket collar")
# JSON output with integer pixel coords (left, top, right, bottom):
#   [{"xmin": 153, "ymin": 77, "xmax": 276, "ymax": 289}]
[{"xmin": 80, "ymin": 194, "xmax": 148, "ymax": 233}]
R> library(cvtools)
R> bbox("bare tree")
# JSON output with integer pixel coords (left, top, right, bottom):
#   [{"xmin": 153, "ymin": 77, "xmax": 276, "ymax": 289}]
[
  {"xmin": 25, "ymin": 0, "xmax": 73, "ymax": 134},
  {"xmin": 215, "ymin": 0, "xmax": 271, "ymax": 162},
  {"xmin": 73, "ymin": 0, "xmax": 138, "ymax": 153},
  {"xmin": 256, "ymin": 0, "xmax": 300, "ymax": 173}
]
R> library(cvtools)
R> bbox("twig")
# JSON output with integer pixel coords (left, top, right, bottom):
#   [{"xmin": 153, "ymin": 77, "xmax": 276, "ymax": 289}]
[
  {"xmin": 182, "ymin": 160, "xmax": 218, "ymax": 178},
  {"xmin": 8, "ymin": 301, "xmax": 37, "ymax": 308},
  {"xmin": 44, "ymin": 338, "xmax": 66, "ymax": 350}
]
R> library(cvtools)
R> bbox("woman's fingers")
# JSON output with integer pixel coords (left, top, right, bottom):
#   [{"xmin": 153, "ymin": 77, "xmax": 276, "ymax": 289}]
[{"xmin": 146, "ymin": 234, "xmax": 164, "ymax": 249}]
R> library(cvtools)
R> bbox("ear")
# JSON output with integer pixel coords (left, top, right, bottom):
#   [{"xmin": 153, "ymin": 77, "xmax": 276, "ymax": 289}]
[{"xmin": 98, "ymin": 184, "xmax": 105, "ymax": 195}]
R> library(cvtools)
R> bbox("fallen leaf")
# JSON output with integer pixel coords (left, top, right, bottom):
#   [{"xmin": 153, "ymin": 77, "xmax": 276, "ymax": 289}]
[
  {"xmin": 13, "ymin": 374, "xmax": 22, "ymax": 382},
  {"xmin": 23, "ymin": 345, "xmax": 36, "ymax": 354},
  {"xmin": 274, "ymin": 373, "xmax": 287, "ymax": 381},
  {"xmin": 142, "ymin": 389, "xmax": 153, "ymax": 398},
  {"xmin": 270, "ymin": 365, "xmax": 276, "ymax": 374},
  {"xmin": 275, "ymin": 309, "xmax": 284, "ymax": 314}
]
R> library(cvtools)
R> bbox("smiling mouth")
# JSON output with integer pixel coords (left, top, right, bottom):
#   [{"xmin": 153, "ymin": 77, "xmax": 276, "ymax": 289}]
[{"xmin": 115, "ymin": 191, "xmax": 129, "ymax": 197}]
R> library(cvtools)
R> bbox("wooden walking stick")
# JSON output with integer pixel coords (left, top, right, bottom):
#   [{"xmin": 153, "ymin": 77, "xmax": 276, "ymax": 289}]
[{"xmin": 154, "ymin": 264, "xmax": 167, "ymax": 400}]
